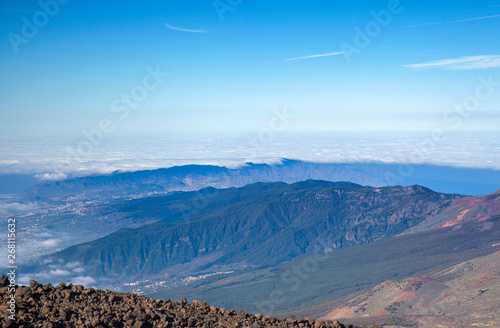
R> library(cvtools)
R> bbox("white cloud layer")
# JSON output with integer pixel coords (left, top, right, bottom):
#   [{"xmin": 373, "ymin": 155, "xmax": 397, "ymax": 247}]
[
  {"xmin": 1, "ymin": 133, "xmax": 499, "ymax": 178},
  {"xmin": 38, "ymin": 239, "xmax": 62, "ymax": 247},
  {"xmin": 404, "ymin": 55, "xmax": 500, "ymax": 70},
  {"xmin": 18, "ymin": 260, "xmax": 96, "ymax": 288},
  {"xmin": 0, "ymin": 202, "xmax": 39, "ymax": 216},
  {"xmin": 35, "ymin": 172, "xmax": 68, "ymax": 181},
  {"xmin": 72, "ymin": 276, "xmax": 97, "ymax": 286}
]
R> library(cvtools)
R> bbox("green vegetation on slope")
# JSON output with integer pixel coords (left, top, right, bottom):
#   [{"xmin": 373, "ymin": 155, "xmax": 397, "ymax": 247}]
[
  {"xmin": 51, "ymin": 181, "xmax": 462, "ymax": 283},
  {"xmin": 150, "ymin": 216, "xmax": 500, "ymax": 318}
]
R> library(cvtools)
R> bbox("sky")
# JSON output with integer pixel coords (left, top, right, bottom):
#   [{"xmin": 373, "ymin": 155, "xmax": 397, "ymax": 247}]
[{"xmin": 1, "ymin": 0, "xmax": 500, "ymax": 138}]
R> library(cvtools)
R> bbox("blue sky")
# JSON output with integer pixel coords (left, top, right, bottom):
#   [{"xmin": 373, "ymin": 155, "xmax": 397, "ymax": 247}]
[{"xmin": 1, "ymin": 0, "xmax": 500, "ymax": 137}]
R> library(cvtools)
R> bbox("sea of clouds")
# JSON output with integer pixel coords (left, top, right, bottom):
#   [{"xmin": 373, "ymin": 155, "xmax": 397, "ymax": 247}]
[{"xmin": 1, "ymin": 131, "xmax": 499, "ymax": 181}]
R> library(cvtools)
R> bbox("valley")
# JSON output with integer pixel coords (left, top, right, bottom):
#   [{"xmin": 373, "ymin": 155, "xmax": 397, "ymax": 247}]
[
  {"xmin": 13, "ymin": 177, "xmax": 499, "ymax": 327},
  {"xmin": 3, "ymin": 164, "xmax": 499, "ymax": 327}
]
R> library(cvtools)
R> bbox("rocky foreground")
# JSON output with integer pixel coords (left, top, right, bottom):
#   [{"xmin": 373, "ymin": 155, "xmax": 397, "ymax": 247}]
[{"xmin": 0, "ymin": 276, "xmax": 380, "ymax": 328}]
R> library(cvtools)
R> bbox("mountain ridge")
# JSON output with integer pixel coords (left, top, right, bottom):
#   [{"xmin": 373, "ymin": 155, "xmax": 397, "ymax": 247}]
[{"xmin": 33, "ymin": 180, "xmax": 466, "ymax": 285}]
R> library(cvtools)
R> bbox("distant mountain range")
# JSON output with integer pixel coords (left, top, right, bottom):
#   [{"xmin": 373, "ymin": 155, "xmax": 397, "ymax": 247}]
[
  {"xmin": 20, "ymin": 160, "xmax": 500, "ymax": 201},
  {"xmin": 21, "ymin": 160, "xmax": 396, "ymax": 201}
]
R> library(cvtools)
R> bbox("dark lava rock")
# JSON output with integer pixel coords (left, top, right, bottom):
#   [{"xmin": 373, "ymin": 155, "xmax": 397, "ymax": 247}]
[{"xmin": 0, "ymin": 276, "xmax": 382, "ymax": 328}]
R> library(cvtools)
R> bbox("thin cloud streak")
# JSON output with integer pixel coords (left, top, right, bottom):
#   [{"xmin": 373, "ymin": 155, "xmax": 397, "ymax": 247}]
[
  {"xmin": 403, "ymin": 14, "xmax": 500, "ymax": 27},
  {"xmin": 404, "ymin": 55, "xmax": 500, "ymax": 70},
  {"xmin": 164, "ymin": 23, "xmax": 210, "ymax": 33},
  {"xmin": 264, "ymin": 51, "xmax": 344, "ymax": 64}
]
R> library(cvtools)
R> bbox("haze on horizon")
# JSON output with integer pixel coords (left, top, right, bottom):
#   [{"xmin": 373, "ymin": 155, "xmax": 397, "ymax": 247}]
[{"xmin": 0, "ymin": 0, "xmax": 499, "ymax": 177}]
